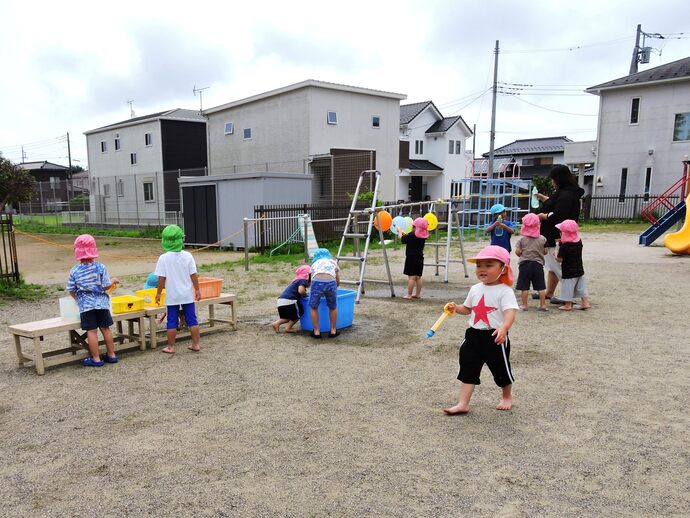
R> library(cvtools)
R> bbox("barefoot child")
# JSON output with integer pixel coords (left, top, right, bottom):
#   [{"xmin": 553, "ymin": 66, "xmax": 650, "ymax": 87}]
[
  {"xmin": 309, "ymin": 248, "xmax": 340, "ymax": 338},
  {"xmin": 66, "ymin": 234, "xmax": 120, "ymax": 367},
  {"xmin": 154, "ymin": 225, "xmax": 202, "ymax": 353},
  {"xmin": 515, "ymin": 213, "xmax": 548, "ymax": 311},
  {"xmin": 272, "ymin": 265, "xmax": 310, "ymax": 333},
  {"xmin": 554, "ymin": 220, "xmax": 591, "ymax": 311},
  {"xmin": 442, "ymin": 245, "xmax": 519, "ymax": 414},
  {"xmin": 398, "ymin": 217, "xmax": 429, "ymax": 299}
]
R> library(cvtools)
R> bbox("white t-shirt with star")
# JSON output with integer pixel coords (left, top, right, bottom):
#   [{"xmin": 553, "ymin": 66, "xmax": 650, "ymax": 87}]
[{"xmin": 463, "ymin": 283, "xmax": 519, "ymax": 330}]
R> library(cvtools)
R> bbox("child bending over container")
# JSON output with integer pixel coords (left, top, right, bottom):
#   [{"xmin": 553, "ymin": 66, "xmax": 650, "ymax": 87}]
[
  {"xmin": 272, "ymin": 265, "xmax": 311, "ymax": 333},
  {"xmin": 309, "ymin": 248, "xmax": 340, "ymax": 339}
]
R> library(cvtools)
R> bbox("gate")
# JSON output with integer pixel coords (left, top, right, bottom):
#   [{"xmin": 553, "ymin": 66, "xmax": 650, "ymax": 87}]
[{"xmin": 0, "ymin": 214, "xmax": 20, "ymax": 283}]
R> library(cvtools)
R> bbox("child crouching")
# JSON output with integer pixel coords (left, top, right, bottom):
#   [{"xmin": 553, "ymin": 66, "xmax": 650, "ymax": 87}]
[{"xmin": 272, "ymin": 265, "xmax": 311, "ymax": 333}]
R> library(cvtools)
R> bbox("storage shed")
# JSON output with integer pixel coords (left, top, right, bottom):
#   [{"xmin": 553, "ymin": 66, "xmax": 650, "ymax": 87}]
[{"xmin": 179, "ymin": 172, "xmax": 312, "ymax": 249}]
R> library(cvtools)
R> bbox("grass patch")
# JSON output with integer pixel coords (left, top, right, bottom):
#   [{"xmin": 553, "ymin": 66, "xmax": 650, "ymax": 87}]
[
  {"xmin": 0, "ymin": 279, "xmax": 48, "ymax": 304},
  {"xmin": 580, "ymin": 220, "xmax": 648, "ymax": 233},
  {"xmin": 14, "ymin": 221, "xmax": 163, "ymax": 239}
]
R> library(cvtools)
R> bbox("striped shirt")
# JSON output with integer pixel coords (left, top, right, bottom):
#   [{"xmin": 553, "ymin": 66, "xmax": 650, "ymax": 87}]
[{"xmin": 66, "ymin": 261, "xmax": 112, "ymax": 313}]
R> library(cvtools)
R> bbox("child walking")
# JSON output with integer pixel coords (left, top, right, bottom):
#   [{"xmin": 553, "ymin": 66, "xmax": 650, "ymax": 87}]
[
  {"xmin": 66, "ymin": 234, "xmax": 119, "ymax": 367},
  {"xmin": 485, "ymin": 203, "xmax": 515, "ymax": 253},
  {"xmin": 154, "ymin": 225, "xmax": 202, "ymax": 353},
  {"xmin": 309, "ymin": 248, "xmax": 340, "ymax": 338},
  {"xmin": 272, "ymin": 265, "xmax": 311, "ymax": 333},
  {"xmin": 398, "ymin": 217, "xmax": 429, "ymax": 300},
  {"xmin": 442, "ymin": 245, "xmax": 519, "ymax": 414},
  {"xmin": 555, "ymin": 220, "xmax": 591, "ymax": 311},
  {"xmin": 515, "ymin": 213, "xmax": 548, "ymax": 311}
]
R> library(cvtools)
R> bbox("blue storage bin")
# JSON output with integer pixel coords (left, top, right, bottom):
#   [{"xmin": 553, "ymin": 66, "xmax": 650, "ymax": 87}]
[{"xmin": 300, "ymin": 289, "xmax": 355, "ymax": 332}]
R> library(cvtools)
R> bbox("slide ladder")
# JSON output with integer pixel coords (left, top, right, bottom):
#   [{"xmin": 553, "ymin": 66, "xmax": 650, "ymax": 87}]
[{"xmin": 639, "ymin": 168, "xmax": 689, "ymax": 246}]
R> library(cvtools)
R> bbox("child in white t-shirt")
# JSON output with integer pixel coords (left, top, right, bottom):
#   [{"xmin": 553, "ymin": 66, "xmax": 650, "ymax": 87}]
[
  {"xmin": 154, "ymin": 225, "xmax": 201, "ymax": 354},
  {"xmin": 442, "ymin": 245, "xmax": 519, "ymax": 415},
  {"xmin": 308, "ymin": 248, "xmax": 340, "ymax": 338}
]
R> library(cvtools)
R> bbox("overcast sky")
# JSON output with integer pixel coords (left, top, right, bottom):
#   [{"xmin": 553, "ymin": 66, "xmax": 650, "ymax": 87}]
[{"xmin": 0, "ymin": 0, "xmax": 688, "ymax": 169}]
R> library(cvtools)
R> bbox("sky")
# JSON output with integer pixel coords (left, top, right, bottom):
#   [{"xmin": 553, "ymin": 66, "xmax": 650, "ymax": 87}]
[{"xmin": 0, "ymin": 0, "xmax": 688, "ymax": 169}]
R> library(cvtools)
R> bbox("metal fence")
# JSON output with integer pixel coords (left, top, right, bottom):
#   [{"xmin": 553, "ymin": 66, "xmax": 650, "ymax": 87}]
[
  {"xmin": 0, "ymin": 214, "xmax": 20, "ymax": 283},
  {"xmin": 582, "ymin": 194, "xmax": 681, "ymax": 221}
]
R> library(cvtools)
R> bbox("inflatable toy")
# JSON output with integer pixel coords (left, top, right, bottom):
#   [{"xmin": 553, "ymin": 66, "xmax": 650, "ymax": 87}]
[
  {"xmin": 423, "ymin": 212, "xmax": 438, "ymax": 231},
  {"xmin": 373, "ymin": 210, "xmax": 392, "ymax": 232},
  {"xmin": 391, "ymin": 216, "xmax": 406, "ymax": 234}
]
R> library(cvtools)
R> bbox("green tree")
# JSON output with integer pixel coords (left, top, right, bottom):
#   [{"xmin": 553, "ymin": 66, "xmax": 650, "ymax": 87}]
[{"xmin": 0, "ymin": 157, "xmax": 37, "ymax": 207}]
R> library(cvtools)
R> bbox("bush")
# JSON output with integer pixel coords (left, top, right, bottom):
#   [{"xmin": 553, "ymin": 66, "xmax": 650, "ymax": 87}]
[{"xmin": 69, "ymin": 194, "xmax": 90, "ymax": 211}]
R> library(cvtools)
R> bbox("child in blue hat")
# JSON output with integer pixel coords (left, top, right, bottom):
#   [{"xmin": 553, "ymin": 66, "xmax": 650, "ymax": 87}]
[
  {"xmin": 485, "ymin": 203, "xmax": 515, "ymax": 253},
  {"xmin": 309, "ymin": 248, "xmax": 340, "ymax": 338}
]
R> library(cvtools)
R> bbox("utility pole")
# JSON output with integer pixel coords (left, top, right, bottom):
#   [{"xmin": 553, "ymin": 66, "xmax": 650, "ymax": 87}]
[
  {"xmin": 629, "ymin": 24, "xmax": 642, "ymax": 75},
  {"xmin": 488, "ymin": 40, "xmax": 499, "ymax": 178},
  {"xmin": 472, "ymin": 124, "xmax": 476, "ymax": 160},
  {"xmin": 66, "ymin": 132, "xmax": 72, "ymax": 174}
]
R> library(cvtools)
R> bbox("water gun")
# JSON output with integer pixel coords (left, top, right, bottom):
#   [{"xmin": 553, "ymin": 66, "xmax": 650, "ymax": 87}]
[
  {"xmin": 106, "ymin": 281, "xmax": 119, "ymax": 295},
  {"xmin": 427, "ymin": 303, "xmax": 454, "ymax": 338}
]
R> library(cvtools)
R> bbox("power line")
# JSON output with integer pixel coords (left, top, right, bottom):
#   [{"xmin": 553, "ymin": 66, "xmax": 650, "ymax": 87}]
[
  {"xmin": 503, "ymin": 36, "xmax": 632, "ymax": 54},
  {"xmin": 507, "ymin": 95, "xmax": 598, "ymax": 116}
]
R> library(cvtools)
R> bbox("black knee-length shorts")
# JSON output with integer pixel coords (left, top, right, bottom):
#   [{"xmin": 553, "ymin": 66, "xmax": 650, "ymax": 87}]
[{"xmin": 457, "ymin": 327, "xmax": 515, "ymax": 387}]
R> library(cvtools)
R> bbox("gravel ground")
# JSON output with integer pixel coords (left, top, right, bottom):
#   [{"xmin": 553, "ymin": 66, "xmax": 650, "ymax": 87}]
[{"xmin": 1, "ymin": 231, "xmax": 689, "ymax": 517}]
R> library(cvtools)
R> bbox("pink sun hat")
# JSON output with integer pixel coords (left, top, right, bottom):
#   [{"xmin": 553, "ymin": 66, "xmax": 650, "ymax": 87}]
[
  {"xmin": 467, "ymin": 245, "xmax": 514, "ymax": 286},
  {"xmin": 293, "ymin": 265, "xmax": 311, "ymax": 282},
  {"xmin": 73, "ymin": 234, "xmax": 99, "ymax": 260},
  {"xmin": 412, "ymin": 217, "xmax": 429, "ymax": 239},
  {"xmin": 555, "ymin": 219, "xmax": 580, "ymax": 243},
  {"xmin": 520, "ymin": 213, "xmax": 541, "ymax": 238}
]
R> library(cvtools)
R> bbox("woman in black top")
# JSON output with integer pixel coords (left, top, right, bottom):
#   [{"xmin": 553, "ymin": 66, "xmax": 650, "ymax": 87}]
[{"xmin": 536, "ymin": 165, "xmax": 585, "ymax": 302}]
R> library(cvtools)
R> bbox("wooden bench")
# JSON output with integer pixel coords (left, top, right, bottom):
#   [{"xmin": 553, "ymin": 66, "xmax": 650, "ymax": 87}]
[
  {"xmin": 144, "ymin": 293, "xmax": 237, "ymax": 348},
  {"xmin": 9, "ymin": 311, "xmax": 147, "ymax": 375}
]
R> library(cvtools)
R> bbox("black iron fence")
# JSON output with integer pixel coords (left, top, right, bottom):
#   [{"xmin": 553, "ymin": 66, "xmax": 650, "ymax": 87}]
[
  {"xmin": 0, "ymin": 214, "xmax": 20, "ymax": 283},
  {"xmin": 581, "ymin": 194, "xmax": 681, "ymax": 221}
]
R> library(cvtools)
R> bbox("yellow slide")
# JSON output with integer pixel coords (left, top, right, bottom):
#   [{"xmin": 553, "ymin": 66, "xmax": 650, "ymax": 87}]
[{"xmin": 664, "ymin": 192, "xmax": 690, "ymax": 255}]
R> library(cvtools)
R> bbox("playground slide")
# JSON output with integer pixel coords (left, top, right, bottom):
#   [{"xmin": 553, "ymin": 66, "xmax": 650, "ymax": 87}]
[{"xmin": 663, "ymin": 193, "xmax": 690, "ymax": 255}]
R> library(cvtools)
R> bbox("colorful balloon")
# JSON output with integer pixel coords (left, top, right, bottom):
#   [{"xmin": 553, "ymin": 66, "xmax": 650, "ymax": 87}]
[
  {"xmin": 403, "ymin": 216, "xmax": 414, "ymax": 234},
  {"xmin": 373, "ymin": 210, "xmax": 392, "ymax": 232},
  {"xmin": 424, "ymin": 212, "xmax": 438, "ymax": 231},
  {"xmin": 391, "ymin": 216, "xmax": 406, "ymax": 234}
]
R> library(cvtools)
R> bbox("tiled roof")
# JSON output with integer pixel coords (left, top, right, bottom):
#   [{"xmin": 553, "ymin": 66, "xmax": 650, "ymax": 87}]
[
  {"xmin": 18, "ymin": 160, "xmax": 69, "ymax": 171},
  {"xmin": 85, "ymin": 109, "xmax": 205, "ymax": 134},
  {"xmin": 408, "ymin": 159, "xmax": 443, "ymax": 171},
  {"xmin": 400, "ymin": 101, "xmax": 432, "ymax": 124},
  {"xmin": 483, "ymin": 136, "xmax": 572, "ymax": 157},
  {"xmin": 587, "ymin": 56, "xmax": 690, "ymax": 91},
  {"xmin": 426, "ymin": 116, "xmax": 461, "ymax": 134}
]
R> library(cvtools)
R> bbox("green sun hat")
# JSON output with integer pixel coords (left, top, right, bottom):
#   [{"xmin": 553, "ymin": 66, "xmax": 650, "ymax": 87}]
[{"xmin": 161, "ymin": 224, "xmax": 184, "ymax": 252}]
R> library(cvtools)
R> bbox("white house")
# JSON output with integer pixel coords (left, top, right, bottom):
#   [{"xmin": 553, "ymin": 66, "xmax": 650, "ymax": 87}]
[
  {"xmin": 398, "ymin": 101, "xmax": 473, "ymax": 201},
  {"xmin": 204, "ymin": 80, "xmax": 406, "ymax": 204},
  {"xmin": 84, "ymin": 109, "xmax": 207, "ymax": 224},
  {"xmin": 586, "ymin": 56, "xmax": 690, "ymax": 197}
]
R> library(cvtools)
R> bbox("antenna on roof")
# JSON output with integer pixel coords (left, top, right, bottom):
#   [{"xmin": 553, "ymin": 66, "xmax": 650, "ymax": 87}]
[
  {"xmin": 193, "ymin": 85, "xmax": 210, "ymax": 114},
  {"xmin": 127, "ymin": 99, "xmax": 135, "ymax": 119}
]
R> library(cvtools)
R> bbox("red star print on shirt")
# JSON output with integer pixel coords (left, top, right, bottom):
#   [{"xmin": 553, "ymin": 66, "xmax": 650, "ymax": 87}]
[{"xmin": 472, "ymin": 294, "xmax": 497, "ymax": 326}]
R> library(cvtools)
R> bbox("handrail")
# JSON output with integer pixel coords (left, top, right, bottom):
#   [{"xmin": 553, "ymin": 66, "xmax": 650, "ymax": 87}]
[{"xmin": 641, "ymin": 174, "xmax": 689, "ymax": 224}]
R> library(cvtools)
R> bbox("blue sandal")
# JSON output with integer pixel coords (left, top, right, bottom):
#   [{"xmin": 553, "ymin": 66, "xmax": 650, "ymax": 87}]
[
  {"xmin": 103, "ymin": 355, "xmax": 119, "ymax": 363},
  {"xmin": 82, "ymin": 357, "xmax": 105, "ymax": 367}
]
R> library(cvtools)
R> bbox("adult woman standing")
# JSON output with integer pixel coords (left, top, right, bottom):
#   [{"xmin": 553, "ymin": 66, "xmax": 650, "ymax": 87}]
[{"xmin": 537, "ymin": 164, "xmax": 585, "ymax": 303}]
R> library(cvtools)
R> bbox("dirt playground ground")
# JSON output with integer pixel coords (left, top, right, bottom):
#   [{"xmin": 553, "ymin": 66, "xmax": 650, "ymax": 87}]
[{"xmin": 1, "ymin": 231, "xmax": 689, "ymax": 516}]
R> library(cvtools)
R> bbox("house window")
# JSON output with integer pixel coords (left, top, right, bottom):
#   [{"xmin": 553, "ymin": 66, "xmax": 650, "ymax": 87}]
[
  {"xmin": 100, "ymin": 141, "xmax": 107, "ymax": 153},
  {"xmin": 243, "ymin": 128, "xmax": 252, "ymax": 140},
  {"xmin": 448, "ymin": 141, "xmax": 454, "ymax": 154},
  {"xmin": 143, "ymin": 181, "xmax": 155, "ymax": 202},
  {"xmin": 145, "ymin": 133, "xmax": 152, "ymax": 146},
  {"xmin": 455, "ymin": 141, "xmax": 462, "ymax": 154},
  {"xmin": 130, "ymin": 153, "xmax": 137, "ymax": 165},
  {"xmin": 673, "ymin": 112, "xmax": 690, "ymax": 142},
  {"xmin": 372, "ymin": 116, "xmax": 380, "ymax": 128},
  {"xmin": 618, "ymin": 168, "xmax": 628, "ymax": 202},
  {"xmin": 643, "ymin": 167, "xmax": 652, "ymax": 201},
  {"xmin": 415, "ymin": 140, "xmax": 423, "ymax": 154},
  {"xmin": 103, "ymin": 183, "xmax": 111, "ymax": 197},
  {"xmin": 115, "ymin": 134, "xmax": 121, "ymax": 151},
  {"xmin": 224, "ymin": 122, "xmax": 234, "ymax": 135},
  {"xmin": 327, "ymin": 111, "xmax": 338, "ymax": 125},
  {"xmin": 117, "ymin": 179, "xmax": 124, "ymax": 197},
  {"xmin": 630, "ymin": 98, "xmax": 640, "ymax": 124}
]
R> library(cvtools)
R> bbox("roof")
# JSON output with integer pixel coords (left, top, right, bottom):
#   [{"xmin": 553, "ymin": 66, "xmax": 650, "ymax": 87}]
[
  {"xmin": 586, "ymin": 56, "xmax": 690, "ymax": 93},
  {"xmin": 84, "ymin": 109, "xmax": 206, "ymax": 135},
  {"xmin": 18, "ymin": 161, "xmax": 69, "ymax": 171},
  {"xmin": 426, "ymin": 116, "xmax": 462, "ymax": 134},
  {"xmin": 482, "ymin": 136, "xmax": 572, "ymax": 157},
  {"xmin": 408, "ymin": 159, "xmax": 443, "ymax": 171},
  {"xmin": 400, "ymin": 101, "xmax": 432, "ymax": 124},
  {"xmin": 205, "ymin": 80, "xmax": 407, "ymax": 114}
]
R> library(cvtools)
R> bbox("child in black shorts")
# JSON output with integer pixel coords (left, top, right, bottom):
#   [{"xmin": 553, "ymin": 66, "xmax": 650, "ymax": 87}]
[
  {"xmin": 442, "ymin": 245, "xmax": 519, "ymax": 415},
  {"xmin": 272, "ymin": 265, "xmax": 310, "ymax": 333},
  {"xmin": 515, "ymin": 213, "xmax": 548, "ymax": 311}
]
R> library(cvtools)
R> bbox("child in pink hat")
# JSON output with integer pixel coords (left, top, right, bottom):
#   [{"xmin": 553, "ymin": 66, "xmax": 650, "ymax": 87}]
[
  {"xmin": 397, "ymin": 217, "xmax": 429, "ymax": 299},
  {"xmin": 66, "ymin": 234, "xmax": 120, "ymax": 367},
  {"xmin": 554, "ymin": 220, "xmax": 590, "ymax": 310},
  {"xmin": 272, "ymin": 265, "xmax": 311, "ymax": 333},
  {"xmin": 442, "ymin": 245, "xmax": 519, "ymax": 415},
  {"xmin": 515, "ymin": 213, "xmax": 548, "ymax": 311}
]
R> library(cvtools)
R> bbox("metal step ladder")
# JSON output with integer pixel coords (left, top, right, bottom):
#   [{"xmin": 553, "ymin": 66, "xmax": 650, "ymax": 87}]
[{"xmin": 336, "ymin": 170, "xmax": 395, "ymax": 304}]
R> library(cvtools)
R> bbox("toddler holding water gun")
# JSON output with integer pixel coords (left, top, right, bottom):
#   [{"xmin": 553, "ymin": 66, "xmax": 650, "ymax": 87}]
[
  {"xmin": 485, "ymin": 203, "xmax": 515, "ymax": 253},
  {"xmin": 66, "ymin": 234, "xmax": 119, "ymax": 367}
]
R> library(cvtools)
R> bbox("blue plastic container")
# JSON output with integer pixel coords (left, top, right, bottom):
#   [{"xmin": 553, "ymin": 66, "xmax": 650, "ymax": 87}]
[{"xmin": 300, "ymin": 289, "xmax": 356, "ymax": 332}]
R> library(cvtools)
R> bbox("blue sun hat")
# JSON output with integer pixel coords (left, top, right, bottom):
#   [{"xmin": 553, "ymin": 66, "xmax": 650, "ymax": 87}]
[
  {"xmin": 144, "ymin": 273, "xmax": 159, "ymax": 289},
  {"xmin": 490, "ymin": 203, "xmax": 505, "ymax": 214},
  {"xmin": 312, "ymin": 248, "xmax": 332, "ymax": 263}
]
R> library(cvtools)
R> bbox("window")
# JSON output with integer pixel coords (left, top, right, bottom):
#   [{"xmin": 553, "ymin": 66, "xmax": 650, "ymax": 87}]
[
  {"xmin": 114, "ymin": 134, "xmax": 121, "ymax": 151},
  {"xmin": 117, "ymin": 179, "xmax": 124, "ymax": 197},
  {"xmin": 145, "ymin": 133, "xmax": 152, "ymax": 146},
  {"xmin": 673, "ymin": 112, "xmax": 690, "ymax": 142},
  {"xmin": 130, "ymin": 153, "xmax": 137, "ymax": 165},
  {"xmin": 327, "ymin": 111, "xmax": 338, "ymax": 125},
  {"xmin": 100, "ymin": 141, "xmax": 107, "ymax": 153},
  {"xmin": 618, "ymin": 168, "xmax": 628, "ymax": 202},
  {"xmin": 523, "ymin": 157, "xmax": 554, "ymax": 166},
  {"xmin": 224, "ymin": 122, "xmax": 234, "ymax": 135},
  {"xmin": 143, "ymin": 181, "xmax": 155, "ymax": 202},
  {"xmin": 415, "ymin": 140, "xmax": 423, "ymax": 154},
  {"xmin": 103, "ymin": 183, "xmax": 111, "ymax": 197},
  {"xmin": 372, "ymin": 116, "xmax": 380, "ymax": 128},
  {"xmin": 448, "ymin": 141, "xmax": 454, "ymax": 154},
  {"xmin": 243, "ymin": 128, "xmax": 252, "ymax": 140},
  {"xmin": 644, "ymin": 167, "xmax": 652, "ymax": 201},
  {"xmin": 630, "ymin": 98, "xmax": 640, "ymax": 124},
  {"xmin": 455, "ymin": 141, "xmax": 462, "ymax": 154}
]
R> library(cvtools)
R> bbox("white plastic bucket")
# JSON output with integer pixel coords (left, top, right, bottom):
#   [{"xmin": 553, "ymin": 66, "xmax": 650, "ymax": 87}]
[{"xmin": 59, "ymin": 297, "xmax": 80, "ymax": 320}]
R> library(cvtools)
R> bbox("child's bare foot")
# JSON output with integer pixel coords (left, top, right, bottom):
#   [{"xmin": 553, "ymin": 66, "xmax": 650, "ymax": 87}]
[
  {"xmin": 574, "ymin": 304, "xmax": 591, "ymax": 310},
  {"xmin": 443, "ymin": 403, "xmax": 470, "ymax": 415},
  {"xmin": 496, "ymin": 397, "xmax": 513, "ymax": 410},
  {"xmin": 271, "ymin": 322, "xmax": 280, "ymax": 333},
  {"xmin": 402, "ymin": 294, "xmax": 413, "ymax": 300},
  {"xmin": 538, "ymin": 306, "xmax": 548, "ymax": 312},
  {"xmin": 161, "ymin": 346, "xmax": 175, "ymax": 354},
  {"xmin": 187, "ymin": 344, "xmax": 201, "ymax": 352},
  {"xmin": 558, "ymin": 305, "xmax": 573, "ymax": 311},
  {"xmin": 284, "ymin": 328, "xmax": 297, "ymax": 333},
  {"xmin": 519, "ymin": 306, "xmax": 528, "ymax": 311}
]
